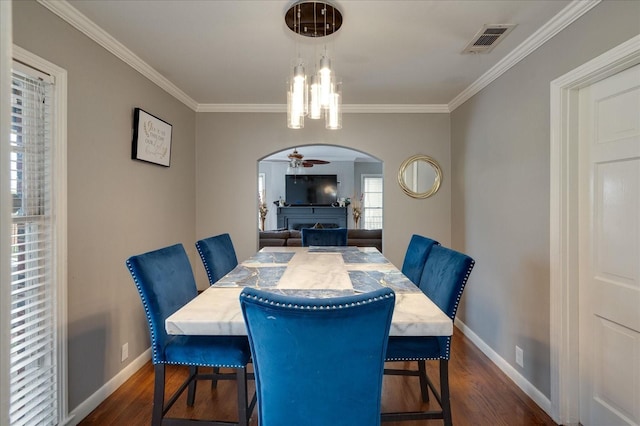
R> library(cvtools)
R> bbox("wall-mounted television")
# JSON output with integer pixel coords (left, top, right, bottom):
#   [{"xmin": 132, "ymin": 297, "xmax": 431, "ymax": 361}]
[{"xmin": 285, "ymin": 174, "xmax": 338, "ymax": 206}]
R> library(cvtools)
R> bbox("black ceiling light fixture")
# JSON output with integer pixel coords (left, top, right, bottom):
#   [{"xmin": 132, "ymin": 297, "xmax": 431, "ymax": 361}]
[{"xmin": 284, "ymin": 1, "xmax": 343, "ymax": 37}]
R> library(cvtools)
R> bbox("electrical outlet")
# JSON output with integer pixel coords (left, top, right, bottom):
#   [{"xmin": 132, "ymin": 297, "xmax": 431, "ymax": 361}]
[
  {"xmin": 121, "ymin": 342, "xmax": 129, "ymax": 362},
  {"xmin": 515, "ymin": 346, "xmax": 524, "ymax": 368}
]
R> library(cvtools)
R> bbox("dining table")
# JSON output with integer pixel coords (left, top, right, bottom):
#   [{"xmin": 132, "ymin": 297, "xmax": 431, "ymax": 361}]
[{"xmin": 166, "ymin": 246, "xmax": 452, "ymax": 338}]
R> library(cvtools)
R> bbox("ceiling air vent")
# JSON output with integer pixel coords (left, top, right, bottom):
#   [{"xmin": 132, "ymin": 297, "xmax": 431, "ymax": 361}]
[{"xmin": 462, "ymin": 24, "xmax": 516, "ymax": 54}]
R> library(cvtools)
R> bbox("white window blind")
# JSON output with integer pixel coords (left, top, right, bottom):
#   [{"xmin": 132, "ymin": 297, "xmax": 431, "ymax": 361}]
[
  {"xmin": 10, "ymin": 65, "xmax": 58, "ymax": 426},
  {"xmin": 362, "ymin": 175, "xmax": 383, "ymax": 229}
]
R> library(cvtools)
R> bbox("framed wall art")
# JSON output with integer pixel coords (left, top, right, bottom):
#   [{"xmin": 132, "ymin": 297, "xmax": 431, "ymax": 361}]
[{"xmin": 132, "ymin": 108, "xmax": 172, "ymax": 167}]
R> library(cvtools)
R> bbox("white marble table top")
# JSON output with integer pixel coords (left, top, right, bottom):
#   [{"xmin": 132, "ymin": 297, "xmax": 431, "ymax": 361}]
[{"xmin": 166, "ymin": 246, "xmax": 453, "ymax": 337}]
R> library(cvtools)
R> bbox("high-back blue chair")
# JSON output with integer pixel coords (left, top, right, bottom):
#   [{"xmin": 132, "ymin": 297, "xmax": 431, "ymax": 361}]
[
  {"xmin": 196, "ymin": 233, "xmax": 239, "ymax": 284},
  {"xmin": 126, "ymin": 243, "xmax": 252, "ymax": 426},
  {"xmin": 301, "ymin": 227, "xmax": 348, "ymax": 247},
  {"xmin": 384, "ymin": 245, "xmax": 475, "ymax": 426},
  {"xmin": 240, "ymin": 287, "xmax": 395, "ymax": 426},
  {"xmin": 401, "ymin": 234, "xmax": 440, "ymax": 285}
]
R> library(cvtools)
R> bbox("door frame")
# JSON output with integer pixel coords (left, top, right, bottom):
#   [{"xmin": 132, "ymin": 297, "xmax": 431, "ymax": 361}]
[{"xmin": 549, "ymin": 34, "xmax": 640, "ymax": 425}]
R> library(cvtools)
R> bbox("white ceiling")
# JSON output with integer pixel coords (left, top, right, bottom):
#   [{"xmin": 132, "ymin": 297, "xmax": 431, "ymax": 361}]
[
  {"xmin": 52, "ymin": 0, "xmax": 588, "ymax": 162},
  {"xmin": 64, "ymin": 0, "xmax": 574, "ymax": 107}
]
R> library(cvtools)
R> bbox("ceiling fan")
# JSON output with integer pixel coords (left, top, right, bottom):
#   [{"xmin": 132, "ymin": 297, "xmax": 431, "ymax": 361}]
[{"xmin": 286, "ymin": 148, "xmax": 330, "ymax": 168}]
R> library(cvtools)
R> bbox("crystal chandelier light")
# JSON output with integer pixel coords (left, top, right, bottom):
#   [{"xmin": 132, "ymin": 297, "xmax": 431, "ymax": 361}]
[{"xmin": 285, "ymin": 1, "xmax": 343, "ymax": 130}]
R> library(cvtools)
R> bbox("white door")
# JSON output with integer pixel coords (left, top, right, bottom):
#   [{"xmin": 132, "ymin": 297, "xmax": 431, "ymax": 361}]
[{"xmin": 578, "ymin": 64, "xmax": 640, "ymax": 426}]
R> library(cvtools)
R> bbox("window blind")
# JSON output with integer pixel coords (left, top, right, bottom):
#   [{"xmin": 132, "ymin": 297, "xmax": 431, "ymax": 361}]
[
  {"xmin": 10, "ymin": 67, "xmax": 57, "ymax": 426},
  {"xmin": 362, "ymin": 176, "xmax": 383, "ymax": 229}
]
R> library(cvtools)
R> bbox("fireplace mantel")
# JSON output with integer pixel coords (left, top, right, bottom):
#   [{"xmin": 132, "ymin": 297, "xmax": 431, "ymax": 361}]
[{"xmin": 276, "ymin": 206, "xmax": 348, "ymax": 229}]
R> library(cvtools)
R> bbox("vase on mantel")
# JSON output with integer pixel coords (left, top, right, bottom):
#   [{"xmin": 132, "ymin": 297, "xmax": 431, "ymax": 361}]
[
  {"xmin": 352, "ymin": 207, "xmax": 361, "ymax": 229},
  {"xmin": 259, "ymin": 203, "xmax": 268, "ymax": 231}
]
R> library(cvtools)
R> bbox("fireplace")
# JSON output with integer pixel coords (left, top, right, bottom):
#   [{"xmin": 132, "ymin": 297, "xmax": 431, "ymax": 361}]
[{"xmin": 276, "ymin": 206, "xmax": 348, "ymax": 230}]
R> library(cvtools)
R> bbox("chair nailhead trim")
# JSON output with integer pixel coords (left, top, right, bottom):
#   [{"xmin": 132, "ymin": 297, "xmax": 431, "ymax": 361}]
[
  {"xmin": 386, "ymin": 357, "xmax": 441, "ymax": 361},
  {"xmin": 196, "ymin": 244, "xmax": 215, "ymax": 285},
  {"xmin": 390, "ymin": 257, "xmax": 475, "ymax": 362},
  {"xmin": 128, "ymin": 259, "xmax": 247, "ymax": 368},
  {"xmin": 240, "ymin": 291, "xmax": 395, "ymax": 310},
  {"xmin": 127, "ymin": 260, "xmax": 161, "ymax": 364},
  {"xmin": 443, "ymin": 259, "xmax": 475, "ymax": 358},
  {"xmin": 163, "ymin": 361, "xmax": 245, "ymax": 368}
]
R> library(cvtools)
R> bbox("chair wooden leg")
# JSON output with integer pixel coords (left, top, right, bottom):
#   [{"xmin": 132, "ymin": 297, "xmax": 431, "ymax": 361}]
[
  {"xmin": 418, "ymin": 360, "xmax": 430, "ymax": 402},
  {"xmin": 236, "ymin": 367, "xmax": 249, "ymax": 426},
  {"xmin": 152, "ymin": 364, "xmax": 165, "ymax": 426},
  {"xmin": 211, "ymin": 366, "xmax": 220, "ymax": 389},
  {"xmin": 440, "ymin": 360, "xmax": 452, "ymax": 426},
  {"xmin": 187, "ymin": 366, "xmax": 198, "ymax": 406},
  {"xmin": 381, "ymin": 358, "xmax": 453, "ymax": 424}
]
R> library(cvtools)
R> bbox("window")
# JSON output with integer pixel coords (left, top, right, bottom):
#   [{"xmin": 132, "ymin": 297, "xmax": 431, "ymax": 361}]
[
  {"xmin": 362, "ymin": 175, "xmax": 382, "ymax": 229},
  {"xmin": 6, "ymin": 49, "xmax": 67, "ymax": 426}
]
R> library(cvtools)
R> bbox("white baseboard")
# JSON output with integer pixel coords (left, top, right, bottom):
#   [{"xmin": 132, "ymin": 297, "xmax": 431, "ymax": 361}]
[
  {"xmin": 66, "ymin": 348, "xmax": 151, "ymax": 425},
  {"xmin": 454, "ymin": 319, "xmax": 553, "ymax": 418}
]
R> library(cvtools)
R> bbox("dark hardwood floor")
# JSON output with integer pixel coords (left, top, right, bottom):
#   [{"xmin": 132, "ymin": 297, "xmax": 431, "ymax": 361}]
[{"xmin": 79, "ymin": 329, "xmax": 557, "ymax": 425}]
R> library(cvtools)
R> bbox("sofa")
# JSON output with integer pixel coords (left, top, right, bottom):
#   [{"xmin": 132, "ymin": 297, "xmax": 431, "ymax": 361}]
[{"xmin": 259, "ymin": 229, "xmax": 382, "ymax": 252}]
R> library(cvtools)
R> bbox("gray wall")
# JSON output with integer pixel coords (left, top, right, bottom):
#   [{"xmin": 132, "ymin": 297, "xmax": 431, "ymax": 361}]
[
  {"xmin": 450, "ymin": 0, "xmax": 640, "ymax": 397},
  {"xmin": 14, "ymin": 0, "xmax": 634, "ymax": 417},
  {"xmin": 195, "ymin": 113, "xmax": 451, "ymax": 286},
  {"xmin": 13, "ymin": 1, "xmax": 197, "ymax": 410}
]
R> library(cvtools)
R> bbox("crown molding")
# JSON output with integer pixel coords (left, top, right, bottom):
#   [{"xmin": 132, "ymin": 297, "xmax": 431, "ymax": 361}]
[
  {"xmin": 37, "ymin": 0, "xmax": 199, "ymax": 111},
  {"xmin": 197, "ymin": 104, "xmax": 285, "ymax": 113},
  {"xmin": 448, "ymin": 0, "xmax": 601, "ymax": 112},
  {"xmin": 197, "ymin": 103, "xmax": 450, "ymax": 113},
  {"xmin": 343, "ymin": 104, "xmax": 450, "ymax": 113},
  {"xmin": 39, "ymin": 0, "xmax": 599, "ymax": 115}
]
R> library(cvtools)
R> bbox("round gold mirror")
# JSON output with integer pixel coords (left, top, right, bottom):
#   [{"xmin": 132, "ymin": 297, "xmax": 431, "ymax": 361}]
[{"xmin": 398, "ymin": 155, "xmax": 442, "ymax": 199}]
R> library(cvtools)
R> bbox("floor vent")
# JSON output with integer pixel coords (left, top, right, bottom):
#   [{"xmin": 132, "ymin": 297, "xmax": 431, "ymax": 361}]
[{"xmin": 462, "ymin": 24, "xmax": 516, "ymax": 54}]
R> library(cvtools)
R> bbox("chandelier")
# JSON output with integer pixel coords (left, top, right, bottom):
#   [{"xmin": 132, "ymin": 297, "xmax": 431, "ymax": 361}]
[{"xmin": 285, "ymin": 1, "xmax": 343, "ymax": 130}]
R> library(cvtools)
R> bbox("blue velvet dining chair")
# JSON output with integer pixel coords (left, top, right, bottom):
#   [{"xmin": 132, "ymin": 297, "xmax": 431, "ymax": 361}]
[
  {"xmin": 195, "ymin": 233, "xmax": 241, "ymax": 388},
  {"xmin": 401, "ymin": 234, "xmax": 440, "ymax": 285},
  {"xmin": 384, "ymin": 245, "xmax": 475, "ymax": 426},
  {"xmin": 196, "ymin": 233, "xmax": 239, "ymax": 285},
  {"xmin": 240, "ymin": 287, "xmax": 395, "ymax": 426},
  {"xmin": 126, "ymin": 243, "xmax": 253, "ymax": 426},
  {"xmin": 301, "ymin": 227, "xmax": 348, "ymax": 246}
]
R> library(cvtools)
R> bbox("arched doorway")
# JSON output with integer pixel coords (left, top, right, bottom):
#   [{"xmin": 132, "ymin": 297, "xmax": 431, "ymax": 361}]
[{"xmin": 258, "ymin": 145, "xmax": 382, "ymax": 232}]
